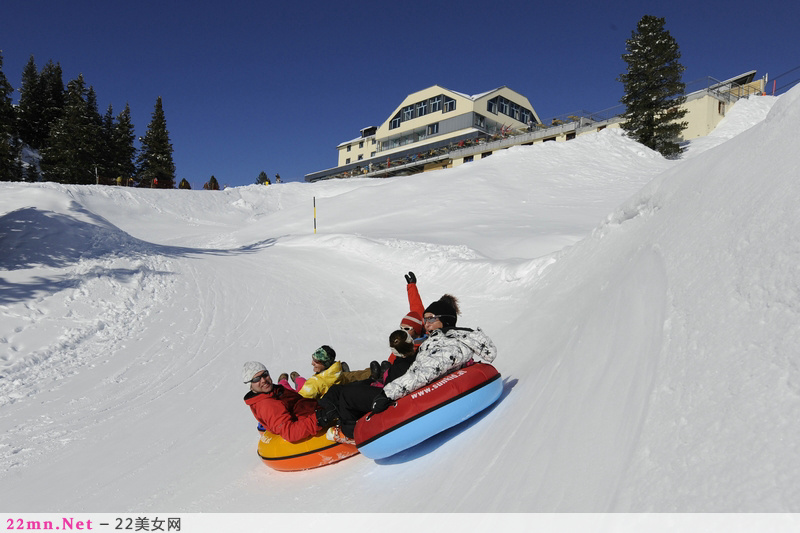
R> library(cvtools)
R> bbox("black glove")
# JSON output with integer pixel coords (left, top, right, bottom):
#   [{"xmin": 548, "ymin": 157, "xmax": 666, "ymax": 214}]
[
  {"xmin": 371, "ymin": 392, "xmax": 392, "ymax": 414},
  {"xmin": 316, "ymin": 407, "xmax": 336, "ymax": 428},
  {"xmin": 404, "ymin": 271, "xmax": 416, "ymax": 284}
]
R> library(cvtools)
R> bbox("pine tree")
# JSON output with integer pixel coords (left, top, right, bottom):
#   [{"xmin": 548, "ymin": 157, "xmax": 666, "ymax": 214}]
[
  {"xmin": 618, "ymin": 15, "xmax": 688, "ymax": 158},
  {"xmin": 178, "ymin": 178, "xmax": 191, "ymax": 189},
  {"xmin": 0, "ymin": 51, "xmax": 23, "ymax": 182},
  {"xmin": 206, "ymin": 175, "xmax": 220, "ymax": 190},
  {"xmin": 112, "ymin": 103, "xmax": 137, "ymax": 184},
  {"xmin": 256, "ymin": 171, "xmax": 269, "ymax": 185},
  {"xmin": 16, "ymin": 56, "xmax": 43, "ymax": 149},
  {"xmin": 136, "ymin": 96, "xmax": 175, "ymax": 188},
  {"xmin": 17, "ymin": 57, "xmax": 64, "ymax": 151},
  {"xmin": 99, "ymin": 104, "xmax": 116, "ymax": 182},
  {"xmin": 84, "ymin": 86, "xmax": 103, "ymax": 181},
  {"xmin": 40, "ymin": 60, "xmax": 66, "ymax": 147},
  {"xmin": 40, "ymin": 74, "xmax": 99, "ymax": 184}
]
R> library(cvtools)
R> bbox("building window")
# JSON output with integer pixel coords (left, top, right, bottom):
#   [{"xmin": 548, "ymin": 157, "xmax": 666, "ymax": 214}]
[
  {"xmin": 359, "ymin": 141, "xmax": 364, "ymax": 148},
  {"xmin": 498, "ymin": 97, "xmax": 509, "ymax": 115},
  {"xmin": 427, "ymin": 123, "xmax": 439, "ymax": 135},
  {"xmin": 487, "ymin": 98, "xmax": 497, "ymax": 114},
  {"xmin": 346, "ymin": 144, "xmax": 351, "ymax": 152},
  {"xmin": 358, "ymin": 154, "xmax": 363, "ymax": 160},
  {"xmin": 430, "ymin": 95, "xmax": 442, "ymax": 112},
  {"xmin": 371, "ymin": 151, "xmax": 376, "ymax": 157},
  {"xmin": 416, "ymin": 101, "xmax": 427, "ymax": 117},
  {"xmin": 346, "ymin": 158, "xmax": 351, "ymax": 164},
  {"xmin": 474, "ymin": 114, "xmax": 486, "ymax": 129},
  {"xmin": 390, "ymin": 115, "xmax": 401, "ymax": 129},
  {"xmin": 444, "ymin": 96, "xmax": 456, "ymax": 113},
  {"xmin": 482, "ymin": 151, "xmax": 492, "ymax": 158},
  {"xmin": 566, "ymin": 132, "xmax": 576, "ymax": 140},
  {"xmin": 403, "ymin": 105, "xmax": 414, "ymax": 121},
  {"xmin": 464, "ymin": 155, "xmax": 474, "ymax": 163}
]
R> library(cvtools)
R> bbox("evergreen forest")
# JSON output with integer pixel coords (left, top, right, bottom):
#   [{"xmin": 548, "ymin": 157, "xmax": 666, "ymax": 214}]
[{"xmin": 0, "ymin": 53, "xmax": 175, "ymax": 188}]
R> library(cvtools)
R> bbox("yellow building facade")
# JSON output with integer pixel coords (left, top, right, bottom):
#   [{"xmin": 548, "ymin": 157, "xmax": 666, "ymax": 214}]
[{"xmin": 318, "ymin": 85, "xmax": 541, "ymax": 179}]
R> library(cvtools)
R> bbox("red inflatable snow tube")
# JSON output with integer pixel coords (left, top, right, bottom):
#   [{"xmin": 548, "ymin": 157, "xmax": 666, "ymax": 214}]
[{"xmin": 353, "ymin": 363, "xmax": 501, "ymax": 459}]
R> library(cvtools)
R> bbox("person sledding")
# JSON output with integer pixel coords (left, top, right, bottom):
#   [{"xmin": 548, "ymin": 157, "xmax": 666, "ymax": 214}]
[
  {"xmin": 284, "ymin": 270, "xmax": 426, "ymax": 398},
  {"xmin": 360, "ymin": 271, "xmax": 425, "ymax": 382},
  {"xmin": 316, "ymin": 329, "xmax": 417, "ymax": 445},
  {"xmin": 368, "ymin": 329, "xmax": 417, "ymax": 387},
  {"xmin": 370, "ymin": 294, "xmax": 497, "ymax": 415},
  {"xmin": 242, "ymin": 361, "xmax": 325, "ymax": 443},
  {"xmin": 276, "ymin": 345, "xmax": 363, "ymax": 399},
  {"xmin": 399, "ymin": 271, "xmax": 426, "ymax": 350}
]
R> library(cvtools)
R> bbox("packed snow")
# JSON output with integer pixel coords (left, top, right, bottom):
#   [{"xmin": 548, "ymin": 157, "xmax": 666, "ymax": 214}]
[{"xmin": 1, "ymin": 89, "xmax": 799, "ymax": 522}]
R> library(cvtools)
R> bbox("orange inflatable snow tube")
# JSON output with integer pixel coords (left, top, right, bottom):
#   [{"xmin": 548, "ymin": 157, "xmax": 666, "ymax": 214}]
[{"xmin": 257, "ymin": 430, "xmax": 359, "ymax": 471}]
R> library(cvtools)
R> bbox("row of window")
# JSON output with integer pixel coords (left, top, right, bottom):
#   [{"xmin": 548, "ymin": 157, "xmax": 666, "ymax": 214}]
[
  {"xmin": 390, "ymin": 95, "xmax": 457, "ymax": 130},
  {"xmin": 346, "ymin": 138, "xmax": 377, "ymax": 152},
  {"xmin": 486, "ymin": 96, "xmax": 535, "ymax": 124},
  {"xmin": 345, "ymin": 151, "xmax": 377, "ymax": 164}
]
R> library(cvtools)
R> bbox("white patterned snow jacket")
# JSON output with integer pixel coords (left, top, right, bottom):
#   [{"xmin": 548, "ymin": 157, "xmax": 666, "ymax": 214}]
[{"xmin": 383, "ymin": 327, "xmax": 497, "ymax": 401}]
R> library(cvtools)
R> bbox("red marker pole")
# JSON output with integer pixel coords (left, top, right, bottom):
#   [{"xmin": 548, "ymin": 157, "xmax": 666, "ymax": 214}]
[{"xmin": 313, "ymin": 196, "xmax": 317, "ymax": 234}]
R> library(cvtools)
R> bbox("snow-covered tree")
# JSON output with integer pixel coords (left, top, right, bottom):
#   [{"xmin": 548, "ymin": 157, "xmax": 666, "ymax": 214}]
[
  {"xmin": 136, "ymin": 96, "xmax": 175, "ymax": 188},
  {"xmin": 618, "ymin": 15, "xmax": 687, "ymax": 158}
]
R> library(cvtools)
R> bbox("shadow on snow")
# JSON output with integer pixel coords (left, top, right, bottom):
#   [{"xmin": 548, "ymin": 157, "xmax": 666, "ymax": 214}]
[{"xmin": 0, "ymin": 204, "xmax": 276, "ymax": 305}]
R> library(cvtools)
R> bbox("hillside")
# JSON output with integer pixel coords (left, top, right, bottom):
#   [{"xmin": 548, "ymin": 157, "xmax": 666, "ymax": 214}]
[{"xmin": 1, "ymin": 91, "xmax": 797, "ymax": 517}]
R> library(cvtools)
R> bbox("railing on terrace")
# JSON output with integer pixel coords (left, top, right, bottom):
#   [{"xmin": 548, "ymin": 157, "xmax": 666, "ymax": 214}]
[
  {"xmin": 318, "ymin": 112, "xmax": 623, "ymax": 181},
  {"xmin": 315, "ymin": 109, "xmax": 631, "ymax": 181},
  {"xmin": 547, "ymin": 104, "xmax": 624, "ymax": 127},
  {"xmin": 684, "ymin": 76, "xmax": 763, "ymax": 103}
]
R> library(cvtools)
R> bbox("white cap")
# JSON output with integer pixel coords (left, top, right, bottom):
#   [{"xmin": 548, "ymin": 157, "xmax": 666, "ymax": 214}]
[{"xmin": 242, "ymin": 361, "xmax": 267, "ymax": 383}]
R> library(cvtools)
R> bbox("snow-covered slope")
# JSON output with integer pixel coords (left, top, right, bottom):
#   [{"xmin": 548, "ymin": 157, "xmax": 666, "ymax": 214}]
[{"xmin": 1, "ymin": 92, "xmax": 797, "ymax": 514}]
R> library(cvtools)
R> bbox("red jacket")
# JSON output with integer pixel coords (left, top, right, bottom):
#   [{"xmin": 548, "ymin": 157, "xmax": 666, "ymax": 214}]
[
  {"xmin": 407, "ymin": 282, "xmax": 425, "ymax": 318},
  {"xmin": 244, "ymin": 385, "xmax": 320, "ymax": 443},
  {"xmin": 388, "ymin": 282, "xmax": 426, "ymax": 364}
]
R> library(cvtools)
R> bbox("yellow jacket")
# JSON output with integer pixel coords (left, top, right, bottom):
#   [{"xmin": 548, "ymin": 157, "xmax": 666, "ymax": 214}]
[{"xmin": 298, "ymin": 361, "xmax": 349, "ymax": 399}]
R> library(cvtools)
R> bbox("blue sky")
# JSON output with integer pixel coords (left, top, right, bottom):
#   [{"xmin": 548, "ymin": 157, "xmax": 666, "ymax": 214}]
[{"xmin": 2, "ymin": 0, "xmax": 797, "ymax": 188}]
